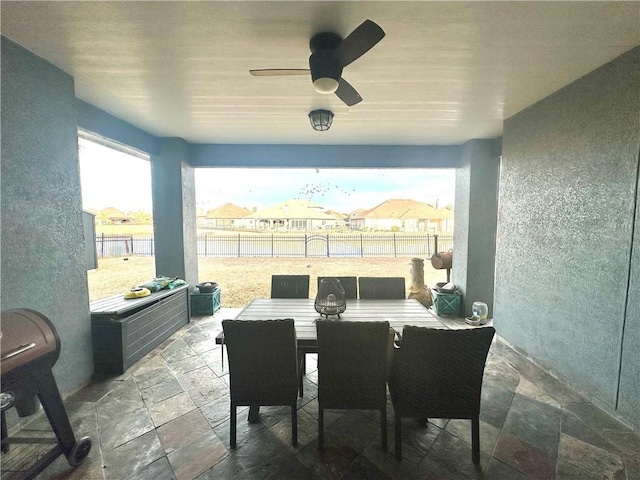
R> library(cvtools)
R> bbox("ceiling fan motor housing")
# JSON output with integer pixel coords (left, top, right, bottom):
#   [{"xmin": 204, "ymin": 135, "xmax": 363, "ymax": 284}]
[
  {"xmin": 309, "ymin": 32, "xmax": 342, "ymax": 53},
  {"xmin": 309, "ymin": 32, "xmax": 343, "ymax": 94},
  {"xmin": 309, "ymin": 51, "xmax": 342, "ymax": 93}
]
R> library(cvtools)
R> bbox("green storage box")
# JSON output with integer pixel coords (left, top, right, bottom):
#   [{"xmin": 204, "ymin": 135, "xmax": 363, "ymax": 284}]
[
  {"xmin": 191, "ymin": 287, "xmax": 221, "ymax": 316},
  {"xmin": 430, "ymin": 288, "xmax": 462, "ymax": 317}
]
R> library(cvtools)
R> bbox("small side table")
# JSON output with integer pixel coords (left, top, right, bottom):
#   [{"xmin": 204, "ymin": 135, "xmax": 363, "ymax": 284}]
[
  {"xmin": 430, "ymin": 288, "xmax": 462, "ymax": 317},
  {"xmin": 191, "ymin": 287, "xmax": 221, "ymax": 316}
]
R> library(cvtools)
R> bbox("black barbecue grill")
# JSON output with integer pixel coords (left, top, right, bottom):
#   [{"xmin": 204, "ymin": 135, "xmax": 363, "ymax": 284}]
[{"xmin": 1, "ymin": 309, "xmax": 91, "ymax": 479}]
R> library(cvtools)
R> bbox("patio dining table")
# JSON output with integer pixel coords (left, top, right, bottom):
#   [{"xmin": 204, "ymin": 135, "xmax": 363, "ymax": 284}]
[
  {"xmin": 216, "ymin": 298, "xmax": 446, "ymax": 420},
  {"xmin": 216, "ymin": 298, "xmax": 446, "ymax": 348}
]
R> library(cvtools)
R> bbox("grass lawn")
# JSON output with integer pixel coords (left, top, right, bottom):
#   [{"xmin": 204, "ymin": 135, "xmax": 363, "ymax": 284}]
[{"xmin": 87, "ymin": 256, "xmax": 450, "ymax": 307}]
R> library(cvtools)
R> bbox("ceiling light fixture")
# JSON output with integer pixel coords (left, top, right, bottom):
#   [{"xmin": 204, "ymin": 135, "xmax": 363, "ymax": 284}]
[
  {"xmin": 313, "ymin": 77, "xmax": 340, "ymax": 94},
  {"xmin": 308, "ymin": 109, "xmax": 334, "ymax": 131}
]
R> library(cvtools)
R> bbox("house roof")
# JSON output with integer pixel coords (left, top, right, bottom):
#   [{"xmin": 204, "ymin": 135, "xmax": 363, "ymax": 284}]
[
  {"xmin": 245, "ymin": 199, "xmax": 335, "ymax": 220},
  {"xmin": 324, "ymin": 210, "xmax": 347, "ymax": 221},
  {"xmin": 426, "ymin": 207, "xmax": 454, "ymax": 220},
  {"xmin": 205, "ymin": 203, "xmax": 251, "ymax": 219},
  {"xmin": 354, "ymin": 199, "xmax": 454, "ymax": 220},
  {"xmin": 400, "ymin": 202, "xmax": 454, "ymax": 220},
  {"xmin": 99, "ymin": 207, "xmax": 128, "ymax": 218}
]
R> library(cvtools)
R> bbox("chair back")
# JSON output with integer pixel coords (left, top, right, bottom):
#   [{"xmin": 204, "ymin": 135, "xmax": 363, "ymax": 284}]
[
  {"xmin": 317, "ymin": 276, "xmax": 358, "ymax": 299},
  {"xmin": 316, "ymin": 320, "xmax": 391, "ymax": 410},
  {"xmin": 271, "ymin": 275, "xmax": 310, "ymax": 298},
  {"xmin": 222, "ymin": 319, "xmax": 298, "ymax": 405},
  {"xmin": 389, "ymin": 326, "xmax": 495, "ymax": 416},
  {"xmin": 358, "ymin": 277, "xmax": 406, "ymax": 299}
]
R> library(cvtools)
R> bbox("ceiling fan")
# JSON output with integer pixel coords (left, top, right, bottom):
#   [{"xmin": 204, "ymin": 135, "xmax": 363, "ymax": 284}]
[{"xmin": 250, "ymin": 20, "xmax": 385, "ymax": 106}]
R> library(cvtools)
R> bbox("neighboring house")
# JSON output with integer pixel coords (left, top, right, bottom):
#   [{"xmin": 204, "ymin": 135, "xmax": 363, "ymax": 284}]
[
  {"xmin": 351, "ymin": 199, "xmax": 454, "ymax": 232},
  {"xmin": 97, "ymin": 207, "xmax": 130, "ymax": 225},
  {"xmin": 196, "ymin": 208, "xmax": 207, "ymax": 227},
  {"xmin": 202, "ymin": 203, "xmax": 250, "ymax": 229},
  {"xmin": 323, "ymin": 209, "xmax": 348, "ymax": 229},
  {"xmin": 424, "ymin": 206, "xmax": 454, "ymax": 233},
  {"xmin": 241, "ymin": 198, "xmax": 338, "ymax": 230},
  {"xmin": 348, "ymin": 208, "xmax": 366, "ymax": 228},
  {"xmin": 129, "ymin": 210, "xmax": 153, "ymax": 225}
]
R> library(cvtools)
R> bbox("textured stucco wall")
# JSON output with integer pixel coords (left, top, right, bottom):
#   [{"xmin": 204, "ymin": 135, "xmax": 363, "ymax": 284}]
[
  {"xmin": 495, "ymin": 47, "xmax": 640, "ymax": 429},
  {"xmin": 1, "ymin": 38, "xmax": 93, "ymax": 393},
  {"xmin": 453, "ymin": 139, "xmax": 499, "ymax": 316},
  {"xmin": 151, "ymin": 138, "xmax": 198, "ymax": 287},
  {"xmin": 618, "ymin": 158, "xmax": 640, "ymax": 428}
]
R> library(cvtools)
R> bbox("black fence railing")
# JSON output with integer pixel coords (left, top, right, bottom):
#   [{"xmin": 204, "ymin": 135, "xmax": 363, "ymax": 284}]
[
  {"xmin": 96, "ymin": 233, "xmax": 453, "ymax": 259},
  {"xmin": 96, "ymin": 234, "xmax": 155, "ymax": 258}
]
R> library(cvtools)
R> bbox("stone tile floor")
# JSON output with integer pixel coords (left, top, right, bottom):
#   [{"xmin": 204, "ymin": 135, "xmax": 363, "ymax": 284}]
[{"xmin": 2, "ymin": 308, "xmax": 639, "ymax": 480}]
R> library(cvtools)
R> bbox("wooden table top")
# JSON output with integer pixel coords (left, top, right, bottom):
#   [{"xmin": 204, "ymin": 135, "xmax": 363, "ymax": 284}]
[{"xmin": 220, "ymin": 298, "xmax": 446, "ymax": 344}]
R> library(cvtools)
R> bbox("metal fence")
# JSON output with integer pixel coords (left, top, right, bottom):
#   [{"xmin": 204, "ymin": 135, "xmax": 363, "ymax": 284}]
[
  {"xmin": 96, "ymin": 234, "xmax": 154, "ymax": 257},
  {"xmin": 96, "ymin": 233, "xmax": 453, "ymax": 259}
]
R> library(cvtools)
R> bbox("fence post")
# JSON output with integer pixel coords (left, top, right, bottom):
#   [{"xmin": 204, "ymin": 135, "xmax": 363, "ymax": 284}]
[
  {"xmin": 101, "ymin": 233, "xmax": 105, "ymax": 257},
  {"xmin": 204, "ymin": 233, "xmax": 207, "ymax": 257},
  {"xmin": 434, "ymin": 234, "xmax": 439, "ymax": 254},
  {"xmin": 238, "ymin": 233, "xmax": 241, "ymax": 257},
  {"xmin": 271, "ymin": 234, "xmax": 274, "ymax": 257},
  {"xmin": 360, "ymin": 234, "xmax": 364, "ymax": 257},
  {"xmin": 304, "ymin": 234, "xmax": 308, "ymax": 258},
  {"xmin": 131, "ymin": 236, "xmax": 134, "ymax": 255},
  {"xmin": 326, "ymin": 234, "xmax": 330, "ymax": 257},
  {"xmin": 393, "ymin": 233, "xmax": 397, "ymax": 257}
]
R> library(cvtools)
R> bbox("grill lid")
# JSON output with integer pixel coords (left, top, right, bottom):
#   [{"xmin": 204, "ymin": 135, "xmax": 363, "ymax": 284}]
[{"xmin": 1, "ymin": 309, "xmax": 59, "ymax": 376}]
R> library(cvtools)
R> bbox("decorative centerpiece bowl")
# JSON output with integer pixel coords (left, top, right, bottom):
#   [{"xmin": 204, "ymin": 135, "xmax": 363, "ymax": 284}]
[{"xmin": 315, "ymin": 278, "xmax": 347, "ymax": 318}]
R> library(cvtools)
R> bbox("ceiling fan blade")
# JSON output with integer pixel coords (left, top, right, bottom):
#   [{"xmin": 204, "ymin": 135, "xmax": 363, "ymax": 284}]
[
  {"xmin": 333, "ymin": 20, "xmax": 385, "ymax": 68},
  {"xmin": 335, "ymin": 78, "xmax": 362, "ymax": 106},
  {"xmin": 249, "ymin": 69, "xmax": 310, "ymax": 76}
]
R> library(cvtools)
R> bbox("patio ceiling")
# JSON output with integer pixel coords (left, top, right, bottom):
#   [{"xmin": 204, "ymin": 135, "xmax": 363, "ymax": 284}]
[{"xmin": 2, "ymin": 1, "xmax": 638, "ymax": 145}]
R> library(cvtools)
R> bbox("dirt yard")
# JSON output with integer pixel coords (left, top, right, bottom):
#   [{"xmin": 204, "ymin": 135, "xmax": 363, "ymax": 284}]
[{"xmin": 87, "ymin": 256, "xmax": 450, "ymax": 307}]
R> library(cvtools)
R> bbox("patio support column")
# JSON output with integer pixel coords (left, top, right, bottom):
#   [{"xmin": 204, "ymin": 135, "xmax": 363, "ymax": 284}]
[
  {"xmin": 452, "ymin": 138, "xmax": 500, "ymax": 317},
  {"xmin": 151, "ymin": 138, "xmax": 198, "ymax": 287}
]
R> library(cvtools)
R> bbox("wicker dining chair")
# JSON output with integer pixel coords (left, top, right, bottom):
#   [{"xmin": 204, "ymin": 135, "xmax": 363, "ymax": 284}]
[
  {"xmin": 358, "ymin": 277, "xmax": 406, "ymax": 299},
  {"xmin": 388, "ymin": 326, "xmax": 495, "ymax": 462},
  {"xmin": 221, "ymin": 319, "xmax": 299, "ymax": 448},
  {"xmin": 271, "ymin": 275, "xmax": 310, "ymax": 299},
  {"xmin": 316, "ymin": 320, "xmax": 392, "ymax": 451},
  {"xmin": 296, "ymin": 276, "xmax": 359, "ymax": 398},
  {"xmin": 316, "ymin": 276, "xmax": 358, "ymax": 299},
  {"xmin": 271, "ymin": 274, "xmax": 309, "ymax": 396}
]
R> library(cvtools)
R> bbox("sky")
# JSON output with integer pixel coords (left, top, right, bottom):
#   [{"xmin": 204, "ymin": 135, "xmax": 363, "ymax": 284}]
[
  {"xmin": 79, "ymin": 139, "xmax": 153, "ymax": 212},
  {"xmin": 79, "ymin": 138, "xmax": 456, "ymax": 213}
]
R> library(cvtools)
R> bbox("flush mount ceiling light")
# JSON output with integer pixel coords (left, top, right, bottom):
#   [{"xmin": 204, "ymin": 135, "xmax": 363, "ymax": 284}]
[
  {"xmin": 309, "ymin": 109, "xmax": 334, "ymax": 131},
  {"xmin": 312, "ymin": 75, "xmax": 340, "ymax": 94}
]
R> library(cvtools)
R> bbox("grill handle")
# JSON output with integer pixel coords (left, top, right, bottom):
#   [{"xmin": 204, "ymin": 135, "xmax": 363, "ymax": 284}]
[{"xmin": 1, "ymin": 343, "xmax": 36, "ymax": 361}]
